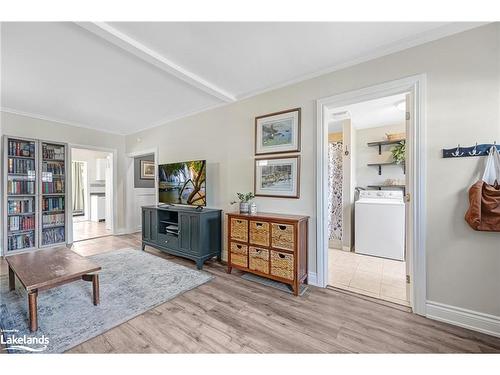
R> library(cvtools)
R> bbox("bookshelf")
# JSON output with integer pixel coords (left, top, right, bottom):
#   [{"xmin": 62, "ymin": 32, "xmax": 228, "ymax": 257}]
[
  {"xmin": 40, "ymin": 142, "xmax": 67, "ymax": 247},
  {"xmin": 4, "ymin": 137, "xmax": 38, "ymax": 253},
  {"xmin": 2, "ymin": 136, "xmax": 68, "ymax": 255}
]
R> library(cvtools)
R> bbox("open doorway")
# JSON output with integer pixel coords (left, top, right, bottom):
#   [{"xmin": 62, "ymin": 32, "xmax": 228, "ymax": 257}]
[
  {"xmin": 318, "ymin": 76, "xmax": 427, "ymax": 315},
  {"xmin": 71, "ymin": 147, "xmax": 113, "ymax": 241},
  {"xmin": 326, "ymin": 93, "xmax": 409, "ymax": 306}
]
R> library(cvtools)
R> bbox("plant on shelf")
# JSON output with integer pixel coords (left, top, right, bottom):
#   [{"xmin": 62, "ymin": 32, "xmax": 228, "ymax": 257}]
[
  {"xmin": 391, "ymin": 141, "xmax": 406, "ymax": 164},
  {"xmin": 230, "ymin": 192, "xmax": 255, "ymax": 214}
]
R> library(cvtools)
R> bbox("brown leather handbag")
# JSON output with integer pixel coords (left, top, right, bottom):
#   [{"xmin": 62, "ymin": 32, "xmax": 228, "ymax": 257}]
[
  {"xmin": 465, "ymin": 180, "xmax": 500, "ymax": 231},
  {"xmin": 465, "ymin": 146, "xmax": 500, "ymax": 231}
]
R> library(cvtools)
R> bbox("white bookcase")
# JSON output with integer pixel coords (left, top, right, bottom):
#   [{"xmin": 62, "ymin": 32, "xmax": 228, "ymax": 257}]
[{"xmin": 3, "ymin": 136, "xmax": 68, "ymax": 255}]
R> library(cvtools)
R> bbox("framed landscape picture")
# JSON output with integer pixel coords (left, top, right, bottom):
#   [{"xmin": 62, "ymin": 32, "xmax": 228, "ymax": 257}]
[
  {"xmin": 140, "ymin": 160, "xmax": 155, "ymax": 180},
  {"xmin": 255, "ymin": 108, "xmax": 301, "ymax": 155},
  {"xmin": 254, "ymin": 156, "xmax": 300, "ymax": 198}
]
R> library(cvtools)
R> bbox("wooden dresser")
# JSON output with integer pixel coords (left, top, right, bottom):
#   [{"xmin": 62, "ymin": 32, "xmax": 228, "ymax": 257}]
[{"xmin": 226, "ymin": 212, "xmax": 309, "ymax": 295}]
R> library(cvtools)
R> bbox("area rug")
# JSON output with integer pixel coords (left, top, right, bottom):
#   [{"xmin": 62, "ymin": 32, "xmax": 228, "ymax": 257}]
[
  {"xmin": 240, "ymin": 273, "xmax": 308, "ymax": 296},
  {"xmin": 0, "ymin": 248, "xmax": 213, "ymax": 353}
]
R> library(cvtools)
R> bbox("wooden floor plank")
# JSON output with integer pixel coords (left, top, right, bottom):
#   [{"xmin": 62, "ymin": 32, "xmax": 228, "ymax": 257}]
[{"xmin": 2, "ymin": 233, "xmax": 499, "ymax": 353}]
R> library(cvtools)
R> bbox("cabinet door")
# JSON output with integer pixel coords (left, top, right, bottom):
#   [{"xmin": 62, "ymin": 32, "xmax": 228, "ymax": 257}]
[
  {"xmin": 142, "ymin": 209, "xmax": 158, "ymax": 242},
  {"xmin": 179, "ymin": 213, "xmax": 200, "ymax": 253}
]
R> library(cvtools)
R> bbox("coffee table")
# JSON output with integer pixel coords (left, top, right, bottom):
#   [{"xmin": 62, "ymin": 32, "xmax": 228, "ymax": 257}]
[{"xmin": 6, "ymin": 248, "xmax": 101, "ymax": 332}]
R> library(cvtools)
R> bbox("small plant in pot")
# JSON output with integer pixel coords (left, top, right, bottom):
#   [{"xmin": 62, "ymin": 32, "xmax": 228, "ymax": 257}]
[
  {"xmin": 391, "ymin": 141, "xmax": 406, "ymax": 164},
  {"xmin": 231, "ymin": 192, "xmax": 255, "ymax": 214}
]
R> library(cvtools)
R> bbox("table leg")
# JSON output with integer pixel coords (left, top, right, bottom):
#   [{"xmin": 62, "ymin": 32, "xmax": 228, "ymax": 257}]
[
  {"xmin": 8, "ymin": 266, "xmax": 15, "ymax": 291},
  {"xmin": 82, "ymin": 274, "xmax": 100, "ymax": 305},
  {"xmin": 92, "ymin": 274, "xmax": 100, "ymax": 305},
  {"xmin": 28, "ymin": 290, "xmax": 38, "ymax": 332}
]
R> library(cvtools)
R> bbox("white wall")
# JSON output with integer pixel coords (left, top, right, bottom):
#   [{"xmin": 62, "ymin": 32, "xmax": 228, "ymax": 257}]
[
  {"xmin": 1, "ymin": 112, "xmax": 128, "ymax": 233},
  {"xmin": 355, "ymin": 124, "xmax": 406, "ymax": 188},
  {"xmin": 125, "ymin": 24, "xmax": 500, "ymax": 318}
]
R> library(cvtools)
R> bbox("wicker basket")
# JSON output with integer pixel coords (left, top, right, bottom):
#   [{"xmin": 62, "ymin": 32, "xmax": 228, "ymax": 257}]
[
  {"xmin": 386, "ymin": 132, "xmax": 406, "ymax": 142},
  {"xmin": 230, "ymin": 242, "xmax": 248, "ymax": 268},
  {"xmin": 230, "ymin": 218, "xmax": 248, "ymax": 242},
  {"xmin": 270, "ymin": 250, "xmax": 294, "ymax": 280},
  {"xmin": 249, "ymin": 221, "xmax": 270, "ymax": 246},
  {"xmin": 271, "ymin": 223, "xmax": 295, "ymax": 251},
  {"xmin": 249, "ymin": 247, "xmax": 269, "ymax": 274}
]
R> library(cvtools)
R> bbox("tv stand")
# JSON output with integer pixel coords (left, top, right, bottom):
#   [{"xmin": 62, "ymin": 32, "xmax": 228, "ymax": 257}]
[{"xmin": 141, "ymin": 205, "xmax": 222, "ymax": 269}]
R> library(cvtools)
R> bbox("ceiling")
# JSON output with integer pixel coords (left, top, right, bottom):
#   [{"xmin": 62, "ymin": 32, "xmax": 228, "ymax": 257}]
[
  {"xmin": 1, "ymin": 22, "xmax": 482, "ymax": 135},
  {"xmin": 328, "ymin": 93, "xmax": 406, "ymax": 133}
]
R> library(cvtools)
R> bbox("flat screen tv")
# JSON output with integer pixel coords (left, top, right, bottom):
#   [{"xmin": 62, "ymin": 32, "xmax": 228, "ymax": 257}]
[{"xmin": 158, "ymin": 160, "xmax": 206, "ymax": 206}]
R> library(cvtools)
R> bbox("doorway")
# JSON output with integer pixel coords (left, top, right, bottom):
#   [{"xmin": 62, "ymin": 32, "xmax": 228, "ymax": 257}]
[
  {"xmin": 71, "ymin": 147, "xmax": 114, "ymax": 242},
  {"xmin": 316, "ymin": 75, "xmax": 427, "ymax": 315}
]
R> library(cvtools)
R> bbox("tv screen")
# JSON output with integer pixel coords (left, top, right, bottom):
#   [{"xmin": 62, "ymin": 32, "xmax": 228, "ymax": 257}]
[{"xmin": 158, "ymin": 160, "xmax": 206, "ymax": 206}]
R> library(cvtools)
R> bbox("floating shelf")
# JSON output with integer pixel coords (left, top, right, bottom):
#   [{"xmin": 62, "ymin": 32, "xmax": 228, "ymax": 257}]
[
  {"xmin": 367, "ymin": 139, "xmax": 406, "ymax": 155},
  {"xmin": 367, "ymin": 161, "xmax": 405, "ymax": 175},
  {"xmin": 367, "ymin": 184, "xmax": 406, "ymax": 190}
]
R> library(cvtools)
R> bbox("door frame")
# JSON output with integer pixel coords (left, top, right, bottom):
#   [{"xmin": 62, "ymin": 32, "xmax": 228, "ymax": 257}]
[
  {"xmin": 67, "ymin": 144, "xmax": 118, "ymax": 244},
  {"xmin": 125, "ymin": 147, "xmax": 159, "ymax": 233},
  {"xmin": 316, "ymin": 74, "xmax": 427, "ymax": 315}
]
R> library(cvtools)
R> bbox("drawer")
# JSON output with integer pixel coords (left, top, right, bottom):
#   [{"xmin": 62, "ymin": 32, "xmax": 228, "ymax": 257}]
[
  {"xmin": 271, "ymin": 223, "xmax": 295, "ymax": 251},
  {"xmin": 158, "ymin": 233, "xmax": 179, "ymax": 249},
  {"xmin": 270, "ymin": 250, "xmax": 295, "ymax": 281},
  {"xmin": 249, "ymin": 220, "xmax": 270, "ymax": 247},
  {"xmin": 230, "ymin": 242, "xmax": 248, "ymax": 268},
  {"xmin": 230, "ymin": 218, "xmax": 248, "ymax": 242},
  {"xmin": 249, "ymin": 247, "xmax": 269, "ymax": 274}
]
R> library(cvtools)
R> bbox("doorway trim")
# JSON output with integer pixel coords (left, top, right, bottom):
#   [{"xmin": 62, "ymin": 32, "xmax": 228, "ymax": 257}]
[
  {"xmin": 125, "ymin": 147, "xmax": 159, "ymax": 233},
  {"xmin": 316, "ymin": 74, "xmax": 427, "ymax": 315},
  {"xmin": 67, "ymin": 144, "xmax": 118, "ymax": 244}
]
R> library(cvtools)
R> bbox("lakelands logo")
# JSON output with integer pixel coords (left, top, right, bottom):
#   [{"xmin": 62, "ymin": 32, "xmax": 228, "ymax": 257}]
[{"xmin": 1, "ymin": 329, "xmax": 49, "ymax": 352}]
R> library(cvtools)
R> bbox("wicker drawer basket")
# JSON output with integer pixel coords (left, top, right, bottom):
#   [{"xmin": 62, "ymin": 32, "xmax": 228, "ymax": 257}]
[
  {"xmin": 230, "ymin": 242, "xmax": 248, "ymax": 268},
  {"xmin": 271, "ymin": 223, "xmax": 295, "ymax": 251},
  {"xmin": 270, "ymin": 250, "xmax": 294, "ymax": 281},
  {"xmin": 249, "ymin": 247, "xmax": 269, "ymax": 274},
  {"xmin": 230, "ymin": 218, "xmax": 248, "ymax": 242},
  {"xmin": 249, "ymin": 221, "xmax": 270, "ymax": 247}
]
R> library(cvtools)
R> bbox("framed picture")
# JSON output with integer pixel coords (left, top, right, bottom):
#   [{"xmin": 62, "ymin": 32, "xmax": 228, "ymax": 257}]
[
  {"xmin": 254, "ymin": 156, "xmax": 300, "ymax": 198},
  {"xmin": 255, "ymin": 108, "xmax": 301, "ymax": 155},
  {"xmin": 140, "ymin": 160, "xmax": 155, "ymax": 180}
]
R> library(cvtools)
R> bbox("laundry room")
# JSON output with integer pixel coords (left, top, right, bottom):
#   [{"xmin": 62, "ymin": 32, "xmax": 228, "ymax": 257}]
[{"xmin": 326, "ymin": 92, "xmax": 409, "ymax": 306}]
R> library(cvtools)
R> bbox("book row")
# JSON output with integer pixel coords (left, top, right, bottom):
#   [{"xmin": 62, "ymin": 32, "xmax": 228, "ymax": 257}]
[
  {"xmin": 42, "ymin": 144, "xmax": 65, "ymax": 160},
  {"xmin": 42, "ymin": 161, "xmax": 65, "ymax": 174},
  {"xmin": 42, "ymin": 197, "xmax": 65, "ymax": 212},
  {"xmin": 7, "ymin": 198, "xmax": 35, "ymax": 214},
  {"xmin": 8, "ymin": 215, "xmax": 35, "ymax": 232},
  {"xmin": 42, "ymin": 227, "xmax": 65, "ymax": 245},
  {"xmin": 8, "ymin": 157, "xmax": 35, "ymax": 174},
  {"xmin": 42, "ymin": 180, "xmax": 65, "ymax": 194},
  {"xmin": 8, "ymin": 232, "xmax": 35, "ymax": 251},
  {"xmin": 7, "ymin": 180, "xmax": 35, "ymax": 195},
  {"xmin": 8, "ymin": 140, "xmax": 35, "ymax": 158},
  {"xmin": 42, "ymin": 213, "xmax": 65, "ymax": 226}
]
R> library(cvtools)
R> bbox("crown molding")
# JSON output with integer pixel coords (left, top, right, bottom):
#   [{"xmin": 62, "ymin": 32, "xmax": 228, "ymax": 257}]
[
  {"xmin": 75, "ymin": 22, "xmax": 236, "ymax": 103},
  {"xmin": 0, "ymin": 107, "xmax": 124, "ymax": 136},
  {"xmin": 235, "ymin": 22, "xmax": 488, "ymax": 101}
]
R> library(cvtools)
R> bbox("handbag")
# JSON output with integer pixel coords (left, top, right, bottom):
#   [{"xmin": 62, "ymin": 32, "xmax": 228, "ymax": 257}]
[{"xmin": 464, "ymin": 146, "xmax": 500, "ymax": 231}]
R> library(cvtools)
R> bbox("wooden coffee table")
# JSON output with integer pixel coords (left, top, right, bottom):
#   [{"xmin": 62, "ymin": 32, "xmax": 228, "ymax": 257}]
[{"xmin": 6, "ymin": 248, "xmax": 101, "ymax": 332}]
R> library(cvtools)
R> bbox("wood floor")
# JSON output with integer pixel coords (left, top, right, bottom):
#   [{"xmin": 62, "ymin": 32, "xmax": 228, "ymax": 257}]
[{"xmin": 2, "ymin": 233, "xmax": 500, "ymax": 353}]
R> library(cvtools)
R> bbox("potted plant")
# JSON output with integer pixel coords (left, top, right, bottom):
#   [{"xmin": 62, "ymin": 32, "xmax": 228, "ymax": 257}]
[
  {"xmin": 231, "ymin": 192, "xmax": 255, "ymax": 214},
  {"xmin": 391, "ymin": 141, "xmax": 406, "ymax": 164}
]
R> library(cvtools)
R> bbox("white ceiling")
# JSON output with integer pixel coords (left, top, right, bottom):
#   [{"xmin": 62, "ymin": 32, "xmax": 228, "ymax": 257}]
[
  {"xmin": 1, "ymin": 22, "xmax": 483, "ymax": 135},
  {"xmin": 328, "ymin": 93, "xmax": 406, "ymax": 133}
]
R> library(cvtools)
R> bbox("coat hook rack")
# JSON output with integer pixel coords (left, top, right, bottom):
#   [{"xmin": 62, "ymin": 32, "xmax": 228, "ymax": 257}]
[{"xmin": 442, "ymin": 142, "xmax": 500, "ymax": 158}]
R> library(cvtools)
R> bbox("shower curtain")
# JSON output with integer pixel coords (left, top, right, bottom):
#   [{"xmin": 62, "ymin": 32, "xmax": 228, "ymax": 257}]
[
  {"xmin": 328, "ymin": 142, "xmax": 343, "ymax": 242},
  {"xmin": 72, "ymin": 161, "xmax": 85, "ymax": 213}
]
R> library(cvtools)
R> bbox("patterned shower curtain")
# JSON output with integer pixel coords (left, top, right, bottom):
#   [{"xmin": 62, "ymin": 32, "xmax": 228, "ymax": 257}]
[{"xmin": 328, "ymin": 142, "xmax": 343, "ymax": 242}]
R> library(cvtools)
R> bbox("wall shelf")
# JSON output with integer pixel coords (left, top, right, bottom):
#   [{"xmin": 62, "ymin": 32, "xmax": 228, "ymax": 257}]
[
  {"xmin": 367, "ymin": 161, "xmax": 405, "ymax": 175},
  {"xmin": 367, "ymin": 139, "xmax": 405, "ymax": 155}
]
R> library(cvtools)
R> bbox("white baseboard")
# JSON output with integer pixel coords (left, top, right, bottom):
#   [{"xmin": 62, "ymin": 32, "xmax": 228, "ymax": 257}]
[
  {"xmin": 307, "ymin": 272, "xmax": 319, "ymax": 287},
  {"xmin": 426, "ymin": 300, "xmax": 500, "ymax": 338}
]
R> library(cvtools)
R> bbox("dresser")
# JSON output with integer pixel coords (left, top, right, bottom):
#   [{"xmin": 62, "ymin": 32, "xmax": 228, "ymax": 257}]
[{"xmin": 226, "ymin": 212, "xmax": 309, "ymax": 295}]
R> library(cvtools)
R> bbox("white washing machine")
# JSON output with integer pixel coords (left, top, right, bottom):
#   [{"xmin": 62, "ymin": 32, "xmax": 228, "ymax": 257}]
[{"xmin": 355, "ymin": 190, "xmax": 405, "ymax": 261}]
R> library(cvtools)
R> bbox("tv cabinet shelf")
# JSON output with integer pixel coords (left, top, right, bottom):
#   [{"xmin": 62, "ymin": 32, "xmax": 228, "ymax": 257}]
[{"xmin": 142, "ymin": 205, "xmax": 222, "ymax": 269}]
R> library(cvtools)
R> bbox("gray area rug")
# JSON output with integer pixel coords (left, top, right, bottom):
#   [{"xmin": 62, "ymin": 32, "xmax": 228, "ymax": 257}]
[
  {"xmin": 241, "ymin": 273, "xmax": 308, "ymax": 296},
  {"xmin": 0, "ymin": 248, "xmax": 213, "ymax": 353}
]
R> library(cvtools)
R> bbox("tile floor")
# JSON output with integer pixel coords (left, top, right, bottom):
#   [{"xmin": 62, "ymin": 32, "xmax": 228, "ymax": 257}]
[
  {"xmin": 72, "ymin": 219, "xmax": 112, "ymax": 242},
  {"xmin": 328, "ymin": 248, "xmax": 409, "ymax": 306}
]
